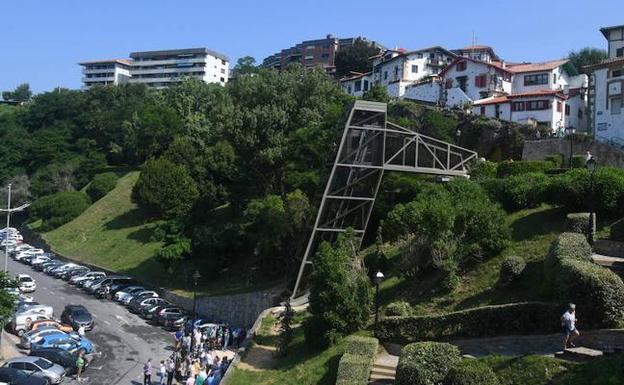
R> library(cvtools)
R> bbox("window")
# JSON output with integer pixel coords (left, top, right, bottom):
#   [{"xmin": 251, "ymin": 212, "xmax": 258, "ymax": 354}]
[
  {"xmin": 394, "ymin": 66, "xmax": 399, "ymax": 80},
  {"xmin": 445, "ymin": 79, "xmax": 453, "ymax": 89},
  {"xmin": 430, "ymin": 53, "xmax": 435, "ymax": 59},
  {"xmin": 383, "ymin": 71, "xmax": 388, "ymax": 80},
  {"xmin": 612, "ymin": 70, "xmax": 623, "ymax": 77},
  {"xmin": 347, "ymin": 85, "xmax": 352, "ymax": 94},
  {"xmin": 578, "ymin": 108, "xmax": 583, "ymax": 119},
  {"xmin": 480, "ymin": 106, "xmax": 486, "ymax": 115},
  {"xmin": 565, "ymin": 104, "xmax": 570, "ymax": 115},
  {"xmin": 411, "ymin": 65, "xmax": 418, "ymax": 73},
  {"xmin": 220, "ymin": 77, "xmax": 225, "ymax": 82},
  {"xmin": 617, "ymin": 48, "xmax": 624, "ymax": 57},
  {"xmin": 612, "ymin": 97, "xmax": 623, "ymax": 115},
  {"xmin": 417, "ymin": 53, "xmax": 423, "ymax": 58},
  {"xmin": 553, "ymin": 73, "xmax": 557, "ymax": 84},
  {"xmin": 524, "ymin": 73, "xmax": 549, "ymax": 86},
  {"xmin": 475, "ymin": 74, "xmax": 487, "ymax": 88},
  {"xmin": 363, "ymin": 80, "xmax": 369, "ymax": 91},
  {"xmin": 354, "ymin": 81, "xmax": 361, "ymax": 92},
  {"xmin": 512, "ymin": 102, "xmax": 525, "ymax": 111},
  {"xmin": 456, "ymin": 61, "xmax": 467, "ymax": 71},
  {"xmin": 526, "ymin": 100, "xmax": 550, "ymax": 110},
  {"xmin": 557, "ymin": 101, "xmax": 563, "ymax": 112},
  {"xmin": 456, "ymin": 76, "xmax": 468, "ymax": 92}
]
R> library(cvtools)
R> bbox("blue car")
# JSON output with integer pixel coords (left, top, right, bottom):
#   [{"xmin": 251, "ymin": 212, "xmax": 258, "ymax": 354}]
[{"xmin": 30, "ymin": 333, "xmax": 94, "ymax": 355}]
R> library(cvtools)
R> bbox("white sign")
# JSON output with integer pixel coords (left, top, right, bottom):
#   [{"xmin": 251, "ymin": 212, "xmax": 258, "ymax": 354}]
[{"xmin": 609, "ymin": 81, "xmax": 622, "ymax": 96}]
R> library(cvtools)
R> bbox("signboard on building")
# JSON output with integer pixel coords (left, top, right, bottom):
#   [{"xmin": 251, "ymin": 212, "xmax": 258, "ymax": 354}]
[{"xmin": 608, "ymin": 81, "xmax": 622, "ymax": 96}]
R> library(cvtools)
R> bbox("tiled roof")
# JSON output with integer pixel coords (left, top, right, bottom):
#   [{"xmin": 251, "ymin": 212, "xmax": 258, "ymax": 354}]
[
  {"xmin": 79, "ymin": 59, "xmax": 132, "ymax": 66},
  {"xmin": 507, "ymin": 90, "xmax": 565, "ymax": 98},
  {"xmin": 584, "ymin": 57, "xmax": 624, "ymax": 70},
  {"xmin": 340, "ymin": 71, "xmax": 371, "ymax": 82},
  {"xmin": 473, "ymin": 90, "xmax": 571, "ymax": 106},
  {"xmin": 473, "ymin": 96, "xmax": 509, "ymax": 106},
  {"xmin": 506, "ymin": 60, "xmax": 568, "ymax": 73}
]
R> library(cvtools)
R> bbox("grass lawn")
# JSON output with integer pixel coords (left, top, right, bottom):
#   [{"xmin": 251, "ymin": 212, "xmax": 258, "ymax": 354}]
[
  {"xmin": 378, "ymin": 204, "xmax": 571, "ymax": 314},
  {"xmin": 227, "ymin": 312, "xmax": 346, "ymax": 385},
  {"xmin": 41, "ymin": 172, "xmax": 277, "ymax": 297}
]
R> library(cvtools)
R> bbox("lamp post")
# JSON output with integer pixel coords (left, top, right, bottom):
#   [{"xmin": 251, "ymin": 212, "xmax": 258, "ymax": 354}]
[
  {"xmin": 374, "ymin": 271, "xmax": 384, "ymax": 332},
  {"xmin": 586, "ymin": 158, "xmax": 597, "ymax": 246},
  {"xmin": 190, "ymin": 269, "xmax": 201, "ymax": 354},
  {"xmin": 566, "ymin": 127, "xmax": 576, "ymax": 167}
]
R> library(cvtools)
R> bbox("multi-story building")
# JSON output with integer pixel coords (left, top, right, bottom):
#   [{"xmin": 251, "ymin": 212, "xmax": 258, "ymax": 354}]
[
  {"xmin": 471, "ymin": 59, "xmax": 588, "ymax": 132},
  {"xmin": 78, "ymin": 59, "xmax": 132, "ymax": 89},
  {"xmin": 452, "ymin": 45, "xmax": 501, "ymax": 64},
  {"xmin": 263, "ymin": 35, "xmax": 383, "ymax": 75},
  {"xmin": 129, "ymin": 48, "xmax": 229, "ymax": 89},
  {"xmin": 587, "ymin": 25, "xmax": 624, "ymax": 143},
  {"xmin": 79, "ymin": 47, "xmax": 229, "ymax": 89}
]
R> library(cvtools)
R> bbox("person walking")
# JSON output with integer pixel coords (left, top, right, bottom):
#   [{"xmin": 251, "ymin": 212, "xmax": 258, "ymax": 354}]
[
  {"xmin": 562, "ymin": 303, "xmax": 580, "ymax": 350},
  {"xmin": 75, "ymin": 350, "xmax": 85, "ymax": 381},
  {"xmin": 166, "ymin": 357, "xmax": 175, "ymax": 385},
  {"xmin": 159, "ymin": 360, "xmax": 166, "ymax": 385},
  {"xmin": 143, "ymin": 358, "xmax": 153, "ymax": 385},
  {"xmin": 175, "ymin": 327, "xmax": 184, "ymax": 351}
]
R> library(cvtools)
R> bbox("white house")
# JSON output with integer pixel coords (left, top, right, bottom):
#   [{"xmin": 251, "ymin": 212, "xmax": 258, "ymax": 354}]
[
  {"xmin": 451, "ymin": 45, "xmax": 501, "ymax": 64},
  {"xmin": 340, "ymin": 72, "xmax": 372, "ymax": 97},
  {"xmin": 588, "ymin": 25, "xmax": 624, "ymax": 144}
]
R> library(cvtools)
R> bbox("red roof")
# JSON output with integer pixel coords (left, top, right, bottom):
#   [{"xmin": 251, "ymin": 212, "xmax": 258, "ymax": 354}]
[
  {"xmin": 340, "ymin": 71, "xmax": 371, "ymax": 82},
  {"xmin": 508, "ymin": 90, "xmax": 564, "ymax": 99},
  {"xmin": 472, "ymin": 96, "xmax": 509, "ymax": 106},
  {"xmin": 507, "ymin": 59, "xmax": 568, "ymax": 73},
  {"xmin": 473, "ymin": 89, "xmax": 571, "ymax": 106}
]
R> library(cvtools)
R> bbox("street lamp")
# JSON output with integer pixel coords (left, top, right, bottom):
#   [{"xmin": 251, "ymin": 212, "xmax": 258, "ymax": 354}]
[
  {"xmin": 566, "ymin": 127, "xmax": 576, "ymax": 167},
  {"xmin": 374, "ymin": 271, "xmax": 384, "ymax": 332},
  {"xmin": 190, "ymin": 269, "xmax": 201, "ymax": 354},
  {"xmin": 586, "ymin": 158, "xmax": 597, "ymax": 245}
]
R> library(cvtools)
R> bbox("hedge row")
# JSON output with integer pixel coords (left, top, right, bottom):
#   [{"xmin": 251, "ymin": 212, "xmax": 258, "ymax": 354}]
[
  {"xmin": 377, "ymin": 302, "xmax": 560, "ymax": 344},
  {"xmin": 499, "ymin": 256, "xmax": 526, "ymax": 286},
  {"xmin": 443, "ymin": 360, "xmax": 498, "ymax": 385},
  {"xmin": 544, "ymin": 154, "xmax": 564, "ymax": 168},
  {"xmin": 566, "ymin": 212, "xmax": 595, "ymax": 235},
  {"xmin": 335, "ymin": 335, "xmax": 379, "ymax": 385},
  {"xmin": 496, "ymin": 160, "xmax": 554, "ymax": 177},
  {"xmin": 544, "ymin": 232, "xmax": 624, "ymax": 328},
  {"xmin": 396, "ymin": 342, "xmax": 460, "ymax": 385}
]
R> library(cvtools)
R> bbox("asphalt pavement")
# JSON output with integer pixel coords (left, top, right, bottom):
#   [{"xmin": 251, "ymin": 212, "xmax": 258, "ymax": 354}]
[{"xmin": 2, "ymin": 251, "xmax": 175, "ymax": 385}]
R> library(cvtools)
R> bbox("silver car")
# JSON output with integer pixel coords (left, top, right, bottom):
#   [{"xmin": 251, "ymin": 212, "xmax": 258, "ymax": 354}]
[{"xmin": 3, "ymin": 356, "xmax": 65, "ymax": 384}]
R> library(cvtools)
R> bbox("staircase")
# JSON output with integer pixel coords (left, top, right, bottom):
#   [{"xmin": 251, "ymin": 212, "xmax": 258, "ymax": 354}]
[{"xmin": 369, "ymin": 354, "xmax": 398, "ymax": 385}]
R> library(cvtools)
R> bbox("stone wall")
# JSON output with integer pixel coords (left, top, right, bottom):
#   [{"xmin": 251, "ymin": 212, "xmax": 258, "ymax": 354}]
[{"xmin": 522, "ymin": 138, "xmax": 624, "ymax": 168}]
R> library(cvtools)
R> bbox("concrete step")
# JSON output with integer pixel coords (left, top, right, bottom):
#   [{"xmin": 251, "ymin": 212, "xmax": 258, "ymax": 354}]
[
  {"xmin": 555, "ymin": 346, "xmax": 604, "ymax": 361},
  {"xmin": 370, "ymin": 366, "xmax": 396, "ymax": 378},
  {"xmin": 592, "ymin": 253, "xmax": 624, "ymax": 271},
  {"xmin": 369, "ymin": 380, "xmax": 394, "ymax": 385}
]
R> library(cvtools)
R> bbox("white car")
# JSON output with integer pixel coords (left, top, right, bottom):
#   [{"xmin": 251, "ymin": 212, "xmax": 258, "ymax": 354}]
[
  {"xmin": 17, "ymin": 274, "xmax": 36, "ymax": 292},
  {"xmin": 15, "ymin": 304, "xmax": 53, "ymax": 318},
  {"xmin": 70, "ymin": 271, "xmax": 105, "ymax": 285},
  {"xmin": 114, "ymin": 286, "xmax": 144, "ymax": 302},
  {"xmin": 15, "ymin": 249, "xmax": 44, "ymax": 261}
]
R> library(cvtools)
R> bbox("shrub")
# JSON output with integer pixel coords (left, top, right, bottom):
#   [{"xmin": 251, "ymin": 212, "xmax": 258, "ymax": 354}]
[
  {"xmin": 544, "ymin": 154, "xmax": 564, "ymax": 168},
  {"xmin": 29, "ymin": 191, "xmax": 92, "ymax": 231},
  {"xmin": 543, "ymin": 232, "xmax": 593, "ymax": 295},
  {"xmin": 385, "ymin": 301, "xmax": 412, "ymax": 317},
  {"xmin": 548, "ymin": 168, "xmax": 624, "ymax": 215},
  {"xmin": 335, "ymin": 353, "xmax": 371, "ymax": 385},
  {"xmin": 86, "ymin": 172, "xmax": 118, "ymax": 201},
  {"xmin": 500, "ymin": 256, "xmax": 526, "ymax": 285},
  {"xmin": 344, "ymin": 335, "xmax": 379, "ymax": 358},
  {"xmin": 610, "ymin": 218, "xmax": 624, "ymax": 241},
  {"xmin": 496, "ymin": 160, "xmax": 553, "ymax": 177},
  {"xmin": 396, "ymin": 342, "xmax": 460, "ymax": 385},
  {"xmin": 443, "ymin": 360, "xmax": 498, "ymax": 385},
  {"xmin": 469, "ymin": 160, "xmax": 497, "ymax": 180},
  {"xmin": 566, "ymin": 212, "xmax": 594, "ymax": 234},
  {"xmin": 377, "ymin": 302, "xmax": 560, "ymax": 343},
  {"xmin": 556, "ymin": 258, "xmax": 624, "ymax": 328},
  {"xmin": 491, "ymin": 173, "xmax": 550, "ymax": 211},
  {"xmin": 570, "ymin": 155, "xmax": 586, "ymax": 168}
]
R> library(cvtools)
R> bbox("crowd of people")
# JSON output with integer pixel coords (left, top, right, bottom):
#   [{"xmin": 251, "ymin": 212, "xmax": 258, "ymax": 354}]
[{"xmin": 143, "ymin": 322, "xmax": 246, "ymax": 385}]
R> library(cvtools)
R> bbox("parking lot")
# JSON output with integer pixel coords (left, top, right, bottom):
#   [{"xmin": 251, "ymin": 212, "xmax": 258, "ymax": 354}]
[{"xmin": 3, "ymin": 251, "xmax": 175, "ymax": 384}]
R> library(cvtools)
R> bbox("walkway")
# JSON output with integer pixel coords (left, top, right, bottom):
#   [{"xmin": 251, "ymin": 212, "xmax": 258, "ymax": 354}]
[{"xmin": 369, "ymin": 352, "xmax": 398, "ymax": 385}]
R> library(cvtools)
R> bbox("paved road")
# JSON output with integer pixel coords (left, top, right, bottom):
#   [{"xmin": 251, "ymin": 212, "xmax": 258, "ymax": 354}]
[{"xmin": 3, "ymin": 252, "xmax": 175, "ymax": 385}]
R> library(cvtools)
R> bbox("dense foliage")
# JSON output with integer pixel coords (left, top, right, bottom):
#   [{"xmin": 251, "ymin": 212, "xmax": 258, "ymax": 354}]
[
  {"xmin": 565, "ymin": 212, "xmax": 593, "ymax": 234},
  {"xmin": 377, "ymin": 302, "xmax": 560, "ymax": 343},
  {"xmin": 496, "ymin": 160, "xmax": 554, "ymax": 177},
  {"xmin": 396, "ymin": 342, "xmax": 460, "ymax": 385},
  {"xmin": 86, "ymin": 172, "xmax": 118, "ymax": 201},
  {"xmin": 29, "ymin": 191, "xmax": 92, "ymax": 231},
  {"xmin": 443, "ymin": 360, "xmax": 498, "ymax": 385},
  {"xmin": 482, "ymin": 172, "xmax": 550, "ymax": 211},
  {"xmin": 334, "ymin": 38, "xmax": 381, "ymax": 78},
  {"xmin": 567, "ymin": 47, "xmax": 608, "ymax": 74},
  {"xmin": 335, "ymin": 335, "xmax": 379, "ymax": 385},
  {"xmin": 305, "ymin": 232, "xmax": 373, "ymax": 347},
  {"xmin": 499, "ymin": 256, "xmax": 526, "ymax": 286}
]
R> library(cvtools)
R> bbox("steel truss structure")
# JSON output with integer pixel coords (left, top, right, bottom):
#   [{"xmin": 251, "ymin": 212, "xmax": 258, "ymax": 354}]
[{"xmin": 291, "ymin": 101, "xmax": 478, "ymax": 301}]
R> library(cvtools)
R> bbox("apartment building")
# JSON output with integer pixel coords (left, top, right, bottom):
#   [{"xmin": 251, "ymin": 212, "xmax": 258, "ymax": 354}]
[
  {"xmin": 79, "ymin": 59, "xmax": 132, "ymax": 89},
  {"xmin": 587, "ymin": 25, "xmax": 624, "ymax": 144},
  {"xmin": 79, "ymin": 47, "xmax": 229, "ymax": 89},
  {"xmin": 263, "ymin": 35, "xmax": 383, "ymax": 75}
]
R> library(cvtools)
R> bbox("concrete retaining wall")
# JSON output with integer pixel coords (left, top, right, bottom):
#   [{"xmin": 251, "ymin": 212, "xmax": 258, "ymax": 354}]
[{"xmin": 522, "ymin": 138, "xmax": 624, "ymax": 168}]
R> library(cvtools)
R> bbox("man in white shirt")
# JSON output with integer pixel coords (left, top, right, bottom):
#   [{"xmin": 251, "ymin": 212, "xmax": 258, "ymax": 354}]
[{"xmin": 562, "ymin": 303, "xmax": 579, "ymax": 350}]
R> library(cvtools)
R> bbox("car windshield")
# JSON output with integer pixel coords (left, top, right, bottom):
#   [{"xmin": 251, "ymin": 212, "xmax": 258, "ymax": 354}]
[
  {"xmin": 19, "ymin": 277, "xmax": 33, "ymax": 282},
  {"xmin": 34, "ymin": 358, "xmax": 53, "ymax": 369},
  {"xmin": 74, "ymin": 309, "xmax": 89, "ymax": 317}
]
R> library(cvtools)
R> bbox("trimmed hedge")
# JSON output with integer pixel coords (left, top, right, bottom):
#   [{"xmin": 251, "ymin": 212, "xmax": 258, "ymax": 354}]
[
  {"xmin": 335, "ymin": 353, "xmax": 371, "ymax": 385},
  {"xmin": 496, "ymin": 160, "xmax": 553, "ymax": 177},
  {"xmin": 544, "ymin": 154, "xmax": 564, "ymax": 168},
  {"xmin": 443, "ymin": 360, "xmax": 498, "ymax": 385},
  {"xmin": 396, "ymin": 342, "xmax": 460, "ymax": 385},
  {"xmin": 566, "ymin": 212, "xmax": 594, "ymax": 234},
  {"xmin": 542, "ymin": 232, "xmax": 593, "ymax": 296},
  {"xmin": 335, "ymin": 336, "xmax": 379, "ymax": 385},
  {"xmin": 385, "ymin": 301, "xmax": 412, "ymax": 317},
  {"xmin": 469, "ymin": 160, "xmax": 497, "ymax": 180},
  {"xmin": 610, "ymin": 218, "xmax": 624, "ymax": 241},
  {"xmin": 377, "ymin": 302, "xmax": 560, "ymax": 343},
  {"xmin": 570, "ymin": 155, "xmax": 586, "ymax": 168},
  {"xmin": 344, "ymin": 335, "xmax": 379, "ymax": 358},
  {"xmin": 499, "ymin": 256, "xmax": 526, "ymax": 286}
]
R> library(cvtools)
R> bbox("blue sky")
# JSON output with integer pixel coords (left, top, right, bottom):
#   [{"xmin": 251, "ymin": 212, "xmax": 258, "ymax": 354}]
[{"xmin": 1, "ymin": 0, "xmax": 621, "ymax": 93}]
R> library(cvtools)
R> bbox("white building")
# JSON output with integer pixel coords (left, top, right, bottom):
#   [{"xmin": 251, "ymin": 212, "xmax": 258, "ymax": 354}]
[
  {"xmin": 472, "ymin": 59, "xmax": 588, "ymax": 132},
  {"xmin": 79, "ymin": 59, "xmax": 132, "ymax": 89},
  {"xmin": 588, "ymin": 25, "xmax": 624, "ymax": 143},
  {"xmin": 340, "ymin": 72, "xmax": 372, "ymax": 97},
  {"xmin": 80, "ymin": 47, "xmax": 229, "ymax": 89},
  {"xmin": 129, "ymin": 48, "xmax": 229, "ymax": 89},
  {"xmin": 452, "ymin": 45, "xmax": 501, "ymax": 63}
]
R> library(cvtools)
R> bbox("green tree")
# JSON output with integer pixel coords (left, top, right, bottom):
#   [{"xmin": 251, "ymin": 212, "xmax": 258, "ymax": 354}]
[
  {"xmin": 234, "ymin": 56, "xmax": 258, "ymax": 75},
  {"xmin": 29, "ymin": 191, "xmax": 92, "ymax": 231},
  {"xmin": 86, "ymin": 172, "xmax": 118, "ymax": 201},
  {"xmin": 305, "ymin": 231, "xmax": 373, "ymax": 347},
  {"xmin": 568, "ymin": 47, "xmax": 608, "ymax": 74},
  {"xmin": 362, "ymin": 84, "xmax": 391, "ymax": 103},
  {"xmin": 2, "ymin": 83, "xmax": 32, "ymax": 102},
  {"xmin": 0, "ymin": 272, "xmax": 17, "ymax": 325},
  {"xmin": 132, "ymin": 158, "xmax": 199, "ymax": 218},
  {"xmin": 335, "ymin": 38, "xmax": 381, "ymax": 78}
]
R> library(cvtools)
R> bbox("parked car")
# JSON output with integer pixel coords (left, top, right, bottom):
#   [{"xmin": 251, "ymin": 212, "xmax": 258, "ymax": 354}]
[
  {"xmin": 30, "ymin": 333, "xmax": 94, "ymax": 355},
  {"xmin": 108, "ymin": 279, "xmax": 138, "ymax": 295},
  {"xmin": 29, "ymin": 347, "xmax": 89, "ymax": 375},
  {"xmin": 60, "ymin": 305, "xmax": 94, "ymax": 331},
  {"xmin": 140, "ymin": 303, "xmax": 170, "ymax": 320},
  {"xmin": 81, "ymin": 276, "xmax": 107, "ymax": 290},
  {"xmin": 40, "ymin": 261, "xmax": 62, "ymax": 273},
  {"xmin": 153, "ymin": 306, "xmax": 185, "ymax": 325},
  {"xmin": 160, "ymin": 310, "xmax": 188, "ymax": 330},
  {"xmin": 59, "ymin": 266, "xmax": 90, "ymax": 281},
  {"xmin": 85, "ymin": 275, "xmax": 126, "ymax": 294},
  {"xmin": 11, "ymin": 313, "xmax": 51, "ymax": 336},
  {"xmin": 29, "ymin": 319, "xmax": 74, "ymax": 334},
  {"xmin": 15, "ymin": 304, "xmax": 53, "ymax": 318},
  {"xmin": 52, "ymin": 264, "xmax": 84, "ymax": 279},
  {"xmin": 70, "ymin": 271, "xmax": 105, "ymax": 286},
  {"xmin": 2, "ymin": 356, "xmax": 65, "ymax": 384},
  {"xmin": 0, "ymin": 366, "xmax": 48, "ymax": 385},
  {"xmin": 17, "ymin": 274, "xmax": 36, "ymax": 293},
  {"xmin": 20, "ymin": 328, "xmax": 70, "ymax": 350},
  {"xmin": 114, "ymin": 286, "xmax": 145, "ymax": 303},
  {"xmin": 130, "ymin": 296, "xmax": 166, "ymax": 314},
  {"xmin": 30, "ymin": 255, "xmax": 52, "ymax": 267}
]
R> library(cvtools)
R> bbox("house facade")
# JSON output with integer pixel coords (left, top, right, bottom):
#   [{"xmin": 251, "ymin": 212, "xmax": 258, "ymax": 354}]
[
  {"xmin": 340, "ymin": 72, "xmax": 372, "ymax": 97},
  {"xmin": 588, "ymin": 25, "xmax": 624, "ymax": 144},
  {"xmin": 79, "ymin": 59, "xmax": 132, "ymax": 89}
]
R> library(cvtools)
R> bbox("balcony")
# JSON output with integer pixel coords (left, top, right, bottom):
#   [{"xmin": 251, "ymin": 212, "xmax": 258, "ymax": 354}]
[
  {"xmin": 130, "ymin": 67, "xmax": 206, "ymax": 76},
  {"xmin": 131, "ymin": 57, "xmax": 208, "ymax": 67},
  {"xmin": 83, "ymin": 76, "xmax": 115, "ymax": 83}
]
